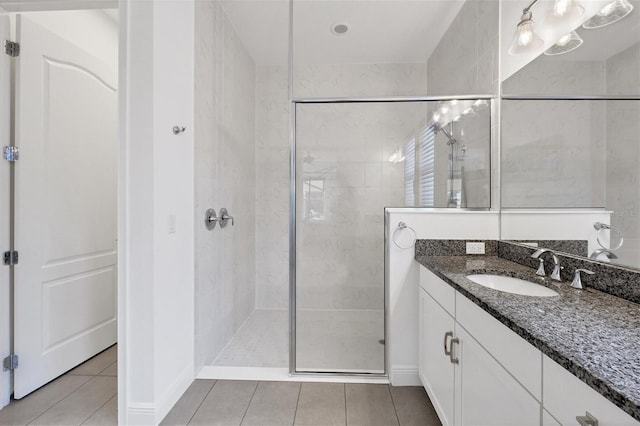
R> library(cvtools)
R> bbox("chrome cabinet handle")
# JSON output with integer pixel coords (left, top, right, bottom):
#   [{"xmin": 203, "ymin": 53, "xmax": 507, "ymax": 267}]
[
  {"xmin": 444, "ymin": 331, "xmax": 453, "ymax": 356},
  {"xmin": 449, "ymin": 337, "xmax": 460, "ymax": 364},
  {"xmin": 576, "ymin": 412, "xmax": 598, "ymax": 426},
  {"xmin": 205, "ymin": 208, "xmax": 218, "ymax": 230},
  {"xmin": 219, "ymin": 208, "xmax": 234, "ymax": 228}
]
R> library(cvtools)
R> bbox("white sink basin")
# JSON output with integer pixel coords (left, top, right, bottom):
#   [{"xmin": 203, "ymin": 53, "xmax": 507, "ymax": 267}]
[{"xmin": 466, "ymin": 274, "xmax": 559, "ymax": 297}]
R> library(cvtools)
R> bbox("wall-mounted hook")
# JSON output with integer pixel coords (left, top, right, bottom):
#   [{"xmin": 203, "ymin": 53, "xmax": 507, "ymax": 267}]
[{"xmin": 173, "ymin": 126, "xmax": 186, "ymax": 135}]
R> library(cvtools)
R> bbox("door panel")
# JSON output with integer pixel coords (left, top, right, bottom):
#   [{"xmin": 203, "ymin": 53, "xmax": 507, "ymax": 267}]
[
  {"xmin": 13, "ymin": 15, "xmax": 117, "ymax": 399},
  {"xmin": 419, "ymin": 288, "xmax": 455, "ymax": 426},
  {"xmin": 0, "ymin": 15, "xmax": 12, "ymax": 408},
  {"xmin": 456, "ymin": 326, "xmax": 540, "ymax": 426}
]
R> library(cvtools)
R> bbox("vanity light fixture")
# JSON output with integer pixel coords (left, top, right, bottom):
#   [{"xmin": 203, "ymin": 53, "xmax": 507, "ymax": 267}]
[
  {"xmin": 582, "ymin": 0, "xmax": 634, "ymax": 29},
  {"xmin": 544, "ymin": 30, "xmax": 584, "ymax": 55},
  {"xmin": 509, "ymin": 0, "xmax": 545, "ymax": 55},
  {"xmin": 546, "ymin": 0, "xmax": 584, "ymax": 25}
]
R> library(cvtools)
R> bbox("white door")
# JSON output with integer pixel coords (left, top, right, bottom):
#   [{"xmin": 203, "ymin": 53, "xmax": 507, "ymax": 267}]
[{"xmin": 13, "ymin": 15, "xmax": 117, "ymax": 399}]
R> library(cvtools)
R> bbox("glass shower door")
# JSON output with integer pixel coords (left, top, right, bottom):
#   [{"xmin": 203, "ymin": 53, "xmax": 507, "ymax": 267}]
[
  {"xmin": 293, "ymin": 99, "xmax": 491, "ymax": 373},
  {"xmin": 294, "ymin": 101, "xmax": 427, "ymax": 374}
]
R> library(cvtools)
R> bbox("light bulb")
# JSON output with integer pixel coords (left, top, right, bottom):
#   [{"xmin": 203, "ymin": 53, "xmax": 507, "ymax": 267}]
[
  {"xmin": 508, "ymin": 13, "xmax": 544, "ymax": 55},
  {"xmin": 544, "ymin": 31, "xmax": 583, "ymax": 55},
  {"xmin": 546, "ymin": 0, "xmax": 584, "ymax": 25},
  {"xmin": 557, "ymin": 34, "xmax": 572, "ymax": 46}
]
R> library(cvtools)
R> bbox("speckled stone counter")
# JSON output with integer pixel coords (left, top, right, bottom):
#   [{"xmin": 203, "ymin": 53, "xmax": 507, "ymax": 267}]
[{"xmin": 415, "ymin": 254, "xmax": 640, "ymax": 421}]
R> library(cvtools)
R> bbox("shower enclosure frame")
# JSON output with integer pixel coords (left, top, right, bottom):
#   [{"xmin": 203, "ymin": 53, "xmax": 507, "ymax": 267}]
[{"xmin": 287, "ymin": 95, "xmax": 494, "ymax": 377}]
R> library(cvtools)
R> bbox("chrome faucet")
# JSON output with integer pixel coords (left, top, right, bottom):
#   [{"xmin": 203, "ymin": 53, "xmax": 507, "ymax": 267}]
[
  {"xmin": 589, "ymin": 248, "xmax": 618, "ymax": 260},
  {"xmin": 571, "ymin": 269, "xmax": 595, "ymax": 290},
  {"xmin": 531, "ymin": 248, "xmax": 562, "ymax": 281}
]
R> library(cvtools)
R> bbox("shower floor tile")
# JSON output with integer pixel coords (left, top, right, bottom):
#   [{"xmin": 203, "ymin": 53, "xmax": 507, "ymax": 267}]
[
  {"xmin": 213, "ymin": 309, "xmax": 289, "ymax": 368},
  {"xmin": 212, "ymin": 309, "xmax": 384, "ymax": 372}
]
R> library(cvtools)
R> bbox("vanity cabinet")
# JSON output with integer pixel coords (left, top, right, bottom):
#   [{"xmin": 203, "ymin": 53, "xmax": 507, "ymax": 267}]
[
  {"xmin": 418, "ymin": 265, "xmax": 640, "ymax": 426},
  {"xmin": 419, "ymin": 267, "xmax": 539, "ymax": 426}
]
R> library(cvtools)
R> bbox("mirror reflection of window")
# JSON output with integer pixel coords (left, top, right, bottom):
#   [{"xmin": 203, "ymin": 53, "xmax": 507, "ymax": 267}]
[{"xmin": 303, "ymin": 178, "xmax": 325, "ymax": 221}]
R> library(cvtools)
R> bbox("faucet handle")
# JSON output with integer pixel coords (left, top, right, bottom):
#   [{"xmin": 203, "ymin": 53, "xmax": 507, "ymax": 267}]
[
  {"xmin": 535, "ymin": 258, "xmax": 546, "ymax": 276},
  {"xmin": 571, "ymin": 269, "xmax": 595, "ymax": 290}
]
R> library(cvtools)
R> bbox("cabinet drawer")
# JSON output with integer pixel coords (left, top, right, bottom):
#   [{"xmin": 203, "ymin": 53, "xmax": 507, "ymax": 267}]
[
  {"xmin": 419, "ymin": 266, "xmax": 455, "ymax": 317},
  {"xmin": 456, "ymin": 293, "xmax": 542, "ymax": 400},
  {"xmin": 543, "ymin": 355, "xmax": 639, "ymax": 426}
]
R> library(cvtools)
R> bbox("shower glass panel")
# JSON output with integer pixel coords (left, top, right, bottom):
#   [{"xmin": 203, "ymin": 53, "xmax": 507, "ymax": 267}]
[{"xmin": 293, "ymin": 99, "xmax": 491, "ymax": 373}]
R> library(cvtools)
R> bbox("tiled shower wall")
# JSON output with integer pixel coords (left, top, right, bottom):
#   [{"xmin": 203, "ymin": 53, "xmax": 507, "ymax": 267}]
[
  {"xmin": 255, "ymin": 64, "xmax": 427, "ymax": 310},
  {"xmin": 195, "ymin": 0, "xmax": 257, "ymax": 368},
  {"xmin": 426, "ymin": 0, "xmax": 499, "ymax": 209}
]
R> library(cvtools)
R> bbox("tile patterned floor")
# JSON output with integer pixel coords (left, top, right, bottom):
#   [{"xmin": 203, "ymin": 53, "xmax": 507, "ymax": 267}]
[
  {"xmin": 0, "ymin": 344, "xmax": 441, "ymax": 426},
  {"xmin": 162, "ymin": 381, "xmax": 441, "ymax": 426},
  {"xmin": 0, "ymin": 344, "xmax": 117, "ymax": 426}
]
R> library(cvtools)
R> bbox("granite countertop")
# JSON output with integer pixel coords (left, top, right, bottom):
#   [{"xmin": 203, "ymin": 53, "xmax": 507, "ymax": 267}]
[{"xmin": 415, "ymin": 255, "xmax": 640, "ymax": 421}]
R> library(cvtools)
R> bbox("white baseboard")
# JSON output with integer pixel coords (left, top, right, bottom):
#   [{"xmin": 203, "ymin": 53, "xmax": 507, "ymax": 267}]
[
  {"xmin": 155, "ymin": 363, "xmax": 194, "ymax": 423},
  {"xmin": 197, "ymin": 366, "xmax": 389, "ymax": 384},
  {"xmin": 126, "ymin": 363, "xmax": 194, "ymax": 425},
  {"xmin": 126, "ymin": 403, "xmax": 155, "ymax": 425},
  {"xmin": 390, "ymin": 366, "xmax": 421, "ymax": 386}
]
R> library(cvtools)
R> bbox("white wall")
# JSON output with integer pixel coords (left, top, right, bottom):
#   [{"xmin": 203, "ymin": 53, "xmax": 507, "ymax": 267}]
[
  {"xmin": 501, "ymin": 210, "xmax": 612, "ymax": 257},
  {"xmin": 386, "ymin": 209, "xmax": 499, "ymax": 386},
  {"xmin": 194, "ymin": 0, "xmax": 257, "ymax": 370},
  {"xmin": 120, "ymin": 0, "xmax": 195, "ymax": 423}
]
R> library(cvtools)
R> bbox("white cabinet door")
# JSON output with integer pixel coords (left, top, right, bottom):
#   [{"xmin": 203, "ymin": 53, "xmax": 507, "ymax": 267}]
[
  {"xmin": 543, "ymin": 355, "xmax": 640, "ymax": 426},
  {"xmin": 419, "ymin": 288, "xmax": 456, "ymax": 426},
  {"xmin": 456, "ymin": 326, "xmax": 540, "ymax": 426},
  {"xmin": 13, "ymin": 16, "xmax": 117, "ymax": 398}
]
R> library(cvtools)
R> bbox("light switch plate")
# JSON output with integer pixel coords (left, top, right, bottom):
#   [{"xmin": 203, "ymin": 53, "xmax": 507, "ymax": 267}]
[{"xmin": 466, "ymin": 242, "xmax": 485, "ymax": 255}]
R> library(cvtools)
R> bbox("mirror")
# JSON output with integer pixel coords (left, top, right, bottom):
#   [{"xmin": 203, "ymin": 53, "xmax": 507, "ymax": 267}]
[{"xmin": 500, "ymin": 0, "xmax": 640, "ymax": 269}]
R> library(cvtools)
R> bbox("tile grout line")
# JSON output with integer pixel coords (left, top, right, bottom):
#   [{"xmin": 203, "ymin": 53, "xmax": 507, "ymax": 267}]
[
  {"xmin": 291, "ymin": 382, "xmax": 303, "ymax": 426},
  {"xmin": 387, "ymin": 385, "xmax": 401, "ymax": 426},
  {"xmin": 343, "ymin": 383, "xmax": 347, "ymax": 426},
  {"xmin": 26, "ymin": 375, "xmax": 97, "ymax": 426},
  {"xmin": 96, "ymin": 360, "xmax": 117, "ymax": 377},
  {"xmin": 79, "ymin": 391, "xmax": 118, "ymax": 426},
  {"xmin": 238, "ymin": 381, "xmax": 260, "ymax": 426},
  {"xmin": 185, "ymin": 380, "xmax": 217, "ymax": 425}
]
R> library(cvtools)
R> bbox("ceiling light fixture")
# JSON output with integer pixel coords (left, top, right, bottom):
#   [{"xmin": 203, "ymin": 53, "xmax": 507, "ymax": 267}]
[
  {"xmin": 509, "ymin": 1, "xmax": 545, "ymax": 55},
  {"xmin": 582, "ymin": 0, "xmax": 634, "ymax": 29},
  {"xmin": 544, "ymin": 30, "xmax": 584, "ymax": 55}
]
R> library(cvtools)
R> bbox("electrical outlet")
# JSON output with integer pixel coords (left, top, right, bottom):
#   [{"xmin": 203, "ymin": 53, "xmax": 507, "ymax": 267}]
[{"xmin": 466, "ymin": 242, "xmax": 485, "ymax": 255}]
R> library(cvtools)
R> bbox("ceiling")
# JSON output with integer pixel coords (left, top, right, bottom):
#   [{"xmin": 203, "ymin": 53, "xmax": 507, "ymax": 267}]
[{"xmin": 220, "ymin": 0, "xmax": 465, "ymax": 65}]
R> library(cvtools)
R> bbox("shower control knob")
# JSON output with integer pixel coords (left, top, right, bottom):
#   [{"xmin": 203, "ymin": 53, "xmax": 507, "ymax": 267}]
[{"xmin": 205, "ymin": 208, "xmax": 218, "ymax": 230}]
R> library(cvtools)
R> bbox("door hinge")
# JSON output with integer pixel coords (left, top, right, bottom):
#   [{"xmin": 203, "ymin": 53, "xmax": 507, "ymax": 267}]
[
  {"xmin": 3, "ymin": 355, "xmax": 18, "ymax": 371},
  {"xmin": 3, "ymin": 146, "xmax": 19, "ymax": 161},
  {"xmin": 4, "ymin": 41, "xmax": 19, "ymax": 57},
  {"xmin": 3, "ymin": 250, "xmax": 18, "ymax": 265}
]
